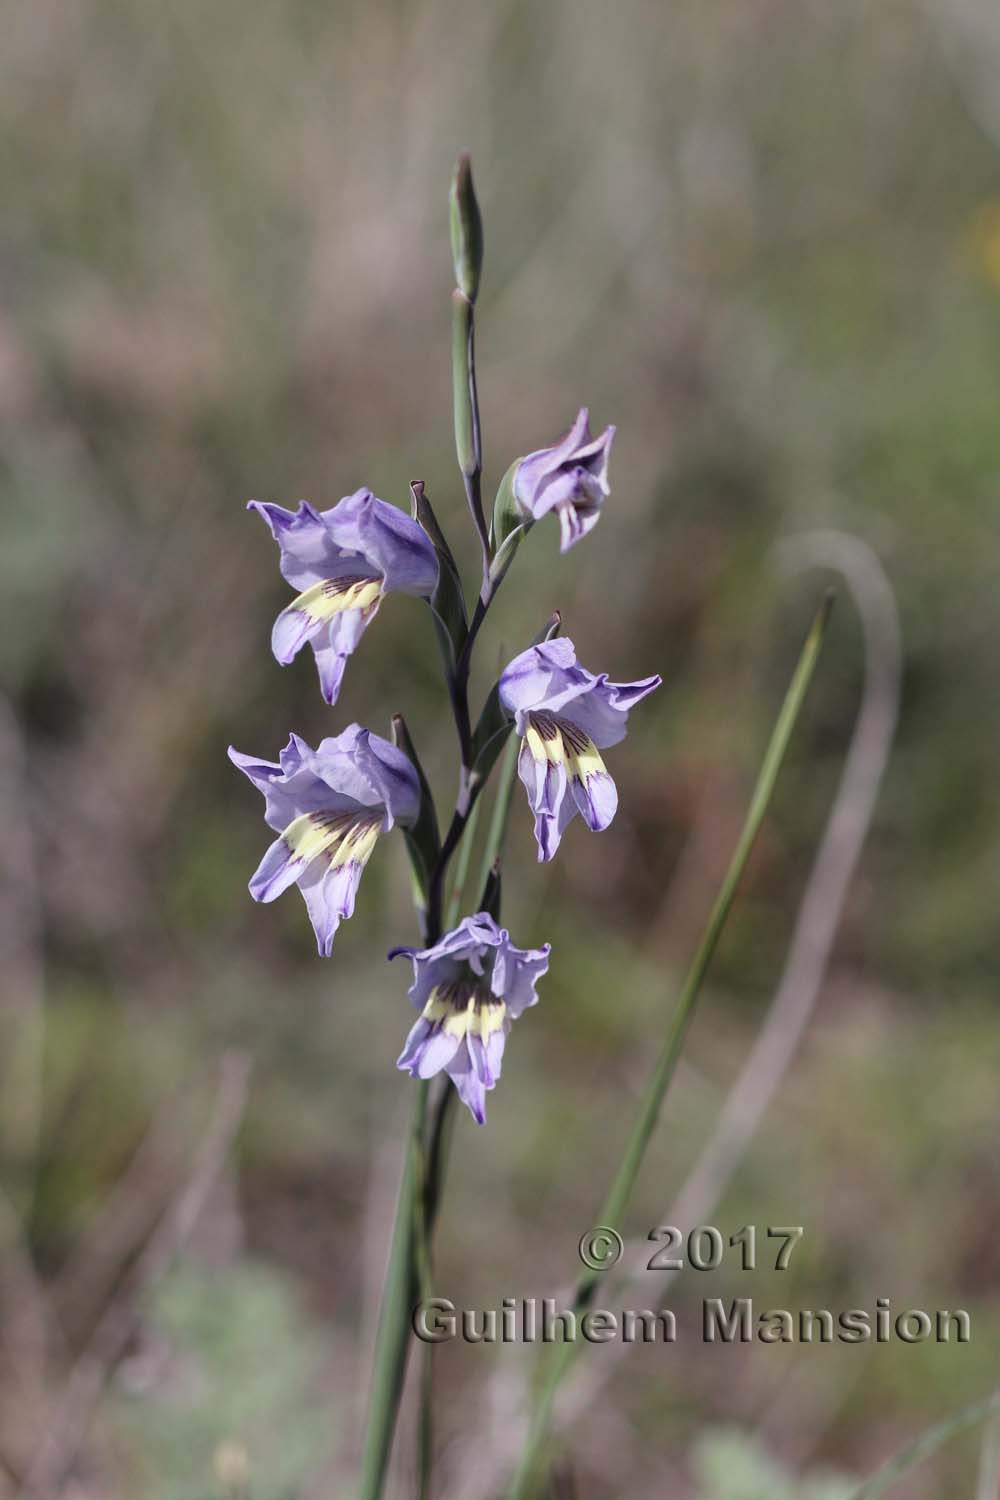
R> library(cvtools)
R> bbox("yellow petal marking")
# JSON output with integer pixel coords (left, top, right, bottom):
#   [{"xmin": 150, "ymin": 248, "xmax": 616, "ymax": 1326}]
[
  {"xmin": 281, "ymin": 809, "xmax": 381, "ymax": 869},
  {"xmin": 288, "ymin": 575, "xmax": 383, "ymax": 623},
  {"xmin": 329, "ymin": 817, "xmax": 381, "ymax": 870},
  {"xmin": 525, "ymin": 711, "xmax": 608, "ymax": 784},
  {"xmin": 420, "ymin": 982, "xmax": 507, "ymax": 1041}
]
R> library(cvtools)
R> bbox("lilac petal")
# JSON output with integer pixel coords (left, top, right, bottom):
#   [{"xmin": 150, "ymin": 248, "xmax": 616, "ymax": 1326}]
[
  {"xmin": 606, "ymin": 676, "xmax": 661, "ymax": 710},
  {"xmin": 564, "ymin": 673, "xmax": 662, "ymax": 749},
  {"xmin": 492, "ymin": 937, "xmax": 551, "ymax": 1018},
  {"xmin": 467, "ymin": 1033, "xmax": 492, "ymax": 1086},
  {"xmin": 228, "ymin": 745, "xmax": 283, "ymax": 793},
  {"xmin": 513, "ymin": 408, "xmax": 592, "ymax": 502},
  {"xmin": 512, "ymin": 413, "xmax": 615, "ymax": 552},
  {"xmin": 314, "ymin": 489, "xmax": 437, "ymax": 596},
  {"xmin": 396, "ymin": 1017, "xmax": 432, "ymax": 1073},
  {"xmin": 271, "ymin": 604, "xmax": 325, "ymax": 665},
  {"xmin": 447, "ymin": 1043, "xmax": 488, "ymax": 1125},
  {"xmin": 571, "ymin": 768, "xmax": 618, "ymax": 831},
  {"xmin": 394, "ymin": 951, "xmax": 461, "ymax": 1011},
  {"xmin": 468, "ymin": 1029, "xmax": 508, "ymax": 1089},
  {"xmin": 252, "ymin": 490, "xmax": 437, "ymax": 605},
  {"xmin": 343, "ymin": 492, "xmax": 438, "ymax": 596},
  {"xmin": 250, "ymin": 500, "xmax": 358, "ymax": 592},
  {"xmin": 392, "ymin": 917, "xmax": 549, "ymax": 1121},
  {"xmin": 395, "ymin": 1020, "xmax": 440, "ymax": 1080},
  {"xmin": 419, "ymin": 912, "xmax": 501, "ymax": 955},
  {"xmin": 391, "ymin": 914, "xmax": 504, "ymax": 1010},
  {"xmin": 231, "ymin": 727, "xmax": 417, "ymax": 953},
  {"xmin": 309, "ymin": 604, "xmax": 379, "ymax": 705},
  {"xmin": 314, "ymin": 643, "xmax": 348, "ymax": 707},
  {"xmin": 298, "ymin": 856, "xmax": 366, "ymax": 956},
  {"xmin": 499, "ymin": 639, "xmax": 661, "ymax": 750},
  {"xmin": 558, "ymin": 500, "xmax": 602, "ymax": 554},
  {"xmin": 365, "ymin": 732, "xmax": 425, "ymax": 828},
  {"xmin": 308, "ymin": 726, "xmax": 420, "ymax": 827},
  {"xmin": 517, "ymin": 738, "xmax": 574, "ymax": 862},
  {"xmin": 417, "ymin": 1027, "xmax": 464, "ymax": 1079},
  {"xmin": 248, "ymin": 835, "xmax": 306, "ymax": 904},
  {"xmin": 397, "ymin": 1016, "xmax": 463, "ymax": 1079},
  {"xmin": 571, "ymin": 425, "xmax": 615, "ymax": 471},
  {"xmin": 484, "ymin": 1026, "xmax": 506, "ymax": 1083},
  {"xmin": 229, "ymin": 742, "xmax": 350, "ymax": 836},
  {"xmin": 527, "ymin": 460, "xmax": 605, "ymax": 524},
  {"xmin": 498, "ymin": 637, "xmax": 585, "ymax": 718},
  {"xmin": 278, "ymin": 734, "xmax": 313, "ymax": 775},
  {"xmin": 397, "ymin": 1019, "xmax": 441, "ymax": 1076},
  {"xmin": 389, "ymin": 950, "xmax": 451, "ymax": 1013}
]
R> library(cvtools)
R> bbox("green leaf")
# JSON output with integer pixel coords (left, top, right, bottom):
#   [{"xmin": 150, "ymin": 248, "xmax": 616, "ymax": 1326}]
[
  {"xmin": 469, "ymin": 680, "xmax": 512, "ymax": 785},
  {"xmin": 391, "ymin": 713, "xmax": 441, "ymax": 924},
  {"xmin": 491, "ymin": 458, "xmax": 524, "ymax": 552},
  {"xmin": 410, "ymin": 481, "xmax": 468, "ymax": 670}
]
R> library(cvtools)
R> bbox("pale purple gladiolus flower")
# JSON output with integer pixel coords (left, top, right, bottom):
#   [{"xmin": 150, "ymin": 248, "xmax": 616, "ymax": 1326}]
[
  {"xmin": 513, "ymin": 407, "xmax": 615, "ymax": 553},
  {"xmin": 393, "ymin": 914, "xmax": 550, "ymax": 1125},
  {"xmin": 498, "ymin": 637, "xmax": 661, "ymax": 862},
  {"xmin": 228, "ymin": 726, "xmax": 419, "ymax": 956},
  {"xmin": 250, "ymin": 489, "xmax": 439, "ymax": 705}
]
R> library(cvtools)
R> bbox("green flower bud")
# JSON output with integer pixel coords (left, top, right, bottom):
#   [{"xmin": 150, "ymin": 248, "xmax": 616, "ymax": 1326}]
[{"xmin": 449, "ymin": 151, "xmax": 484, "ymax": 302}]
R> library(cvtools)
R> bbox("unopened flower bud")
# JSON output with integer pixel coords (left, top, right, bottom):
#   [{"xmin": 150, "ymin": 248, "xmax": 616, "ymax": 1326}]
[{"xmin": 449, "ymin": 151, "xmax": 484, "ymax": 302}]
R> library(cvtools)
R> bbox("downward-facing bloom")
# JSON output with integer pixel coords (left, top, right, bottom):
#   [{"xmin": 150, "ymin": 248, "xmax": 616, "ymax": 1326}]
[
  {"xmin": 228, "ymin": 726, "xmax": 419, "ymax": 955},
  {"xmin": 499, "ymin": 637, "xmax": 661, "ymax": 862},
  {"xmin": 250, "ymin": 489, "xmax": 438, "ymax": 704},
  {"xmin": 512, "ymin": 407, "xmax": 615, "ymax": 553},
  {"xmin": 394, "ymin": 914, "xmax": 550, "ymax": 1125}
]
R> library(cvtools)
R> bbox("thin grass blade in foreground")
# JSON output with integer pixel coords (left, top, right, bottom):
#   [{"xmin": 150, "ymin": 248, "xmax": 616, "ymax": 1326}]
[
  {"xmin": 848, "ymin": 1391, "xmax": 1000, "ymax": 1499},
  {"xmin": 505, "ymin": 592, "xmax": 834, "ymax": 1500},
  {"xmin": 358, "ymin": 1082, "xmax": 429, "ymax": 1500}
]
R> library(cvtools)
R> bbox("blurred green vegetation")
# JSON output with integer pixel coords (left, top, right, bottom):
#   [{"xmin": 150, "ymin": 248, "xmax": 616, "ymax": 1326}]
[{"xmin": 1, "ymin": 0, "xmax": 999, "ymax": 1495}]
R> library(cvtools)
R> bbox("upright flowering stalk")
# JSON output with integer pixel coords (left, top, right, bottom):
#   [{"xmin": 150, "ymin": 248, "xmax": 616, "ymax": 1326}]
[
  {"xmin": 251, "ymin": 489, "xmax": 438, "ymax": 704},
  {"xmin": 229, "ymin": 155, "xmax": 785, "ymax": 1500},
  {"xmin": 228, "ymin": 727, "xmax": 419, "ymax": 955},
  {"xmin": 394, "ymin": 914, "xmax": 550, "ymax": 1124},
  {"xmin": 499, "ymin": 636, "xmax": 661, "ymax": 860}
]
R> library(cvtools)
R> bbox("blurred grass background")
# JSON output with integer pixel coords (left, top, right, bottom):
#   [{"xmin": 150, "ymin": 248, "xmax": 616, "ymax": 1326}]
[{"xmin": 2, "ymin": 0, "xmax": 1000, "ymax": 1495}]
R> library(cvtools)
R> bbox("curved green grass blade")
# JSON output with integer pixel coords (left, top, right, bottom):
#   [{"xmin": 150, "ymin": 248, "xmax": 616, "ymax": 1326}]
[{"xmin": 506, "ymin": 593, "xmax": 834, "ymax": 1500}]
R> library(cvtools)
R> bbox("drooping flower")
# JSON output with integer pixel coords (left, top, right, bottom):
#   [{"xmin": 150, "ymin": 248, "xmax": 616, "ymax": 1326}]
[
  {"xmin": 228, "ymin": 726, "xmax": 419, "ymax": 955},
  {"xmin": 498, "ymin": 636, "xmax": 661, "ymax": 862},
  {"xmin": 250, "ymin": 489, "xmax": 439, "ymax": 705},
  {"xmin": 393, "ymin": 914, "xmax": 550, "ymax": 1125},
  {"xmin": 512, "ymin": 407, "xmax": 615, "ymax": 553}
]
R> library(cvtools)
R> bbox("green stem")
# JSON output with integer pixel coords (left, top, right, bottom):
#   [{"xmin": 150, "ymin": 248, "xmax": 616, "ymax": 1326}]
[
  {"xmin": 506, "ymin": 594, "xmax": 834, "ymax": 1500},
  {"xmin": 363, "ymin": 156, "xmax": 503, "ymax": 1500},
  {"xmin": 414, "ymin": 733, "xmax": 524, "ymax": 1494},
  {"xmin": 358, "ymin": 1080, "xmax": 429, "ymax": 1500}
]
